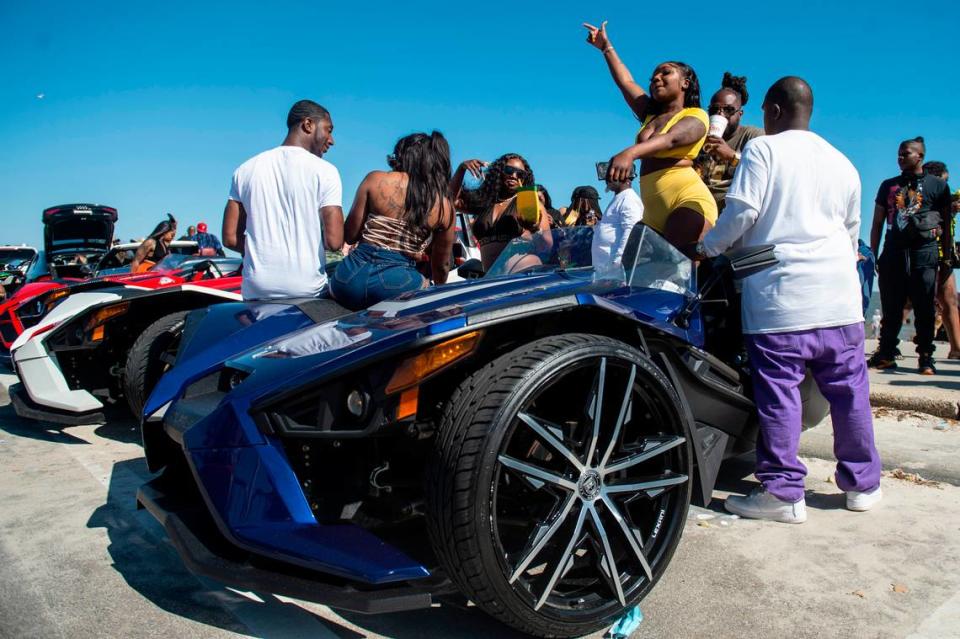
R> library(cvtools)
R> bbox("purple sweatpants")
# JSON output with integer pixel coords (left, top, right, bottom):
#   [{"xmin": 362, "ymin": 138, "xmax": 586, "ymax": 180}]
[{"xmin": 745, "ymin": 323, "xmax": 881, "ymax": 503}]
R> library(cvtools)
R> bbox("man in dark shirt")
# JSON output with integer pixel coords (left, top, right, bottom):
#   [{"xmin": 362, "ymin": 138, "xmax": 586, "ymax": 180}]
[
  {"xmin": 696, "ymin": 72, "xmax": 764, "ymax": 212},
  {"xmin": 869, "ymin": 137, "xmax": 954, "ymax": 374}
]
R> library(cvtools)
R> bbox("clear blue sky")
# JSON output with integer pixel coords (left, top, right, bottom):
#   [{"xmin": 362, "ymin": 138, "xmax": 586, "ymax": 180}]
[{"xmin": 2, "ymin": 0, "xmax": 958, "ymax": 248}]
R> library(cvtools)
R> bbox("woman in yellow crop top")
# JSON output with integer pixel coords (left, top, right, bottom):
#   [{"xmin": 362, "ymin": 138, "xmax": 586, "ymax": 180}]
[{"xmin": 584, "ymin": 21, "xmax": 718, "ymax": 250}]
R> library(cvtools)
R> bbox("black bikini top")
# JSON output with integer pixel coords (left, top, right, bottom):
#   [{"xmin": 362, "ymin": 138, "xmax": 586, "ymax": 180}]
[
  {"xmin": 473, "ymin": 198, "xmax": 524, "ymax": 247},
  {"xmin": 150, "ymin": 240, "xmax": 170, "ymax": 262}
]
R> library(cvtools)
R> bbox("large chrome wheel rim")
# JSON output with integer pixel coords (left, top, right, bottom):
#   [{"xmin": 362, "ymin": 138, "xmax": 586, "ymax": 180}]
[{"xmin": 492, "ymin": 355, "xmax": 689, "ymax": 615}]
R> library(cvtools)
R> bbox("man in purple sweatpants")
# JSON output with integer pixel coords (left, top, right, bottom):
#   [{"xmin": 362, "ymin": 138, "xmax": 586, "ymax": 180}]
[{"xmin": 695, "ymin": 76, "xmax": 882, "ymax": 523}]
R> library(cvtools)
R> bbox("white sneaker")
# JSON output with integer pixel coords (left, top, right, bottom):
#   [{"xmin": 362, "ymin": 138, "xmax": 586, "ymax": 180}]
[
  {"xmin": 846, "ymin": 486, "xmax": 882, "ymax": 512},
  {"xmin": 724, "ymin": 487, "xmax": 807, "ymax": 524}
]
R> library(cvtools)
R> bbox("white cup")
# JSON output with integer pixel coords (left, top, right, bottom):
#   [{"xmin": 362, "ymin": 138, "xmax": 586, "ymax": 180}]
[{"xmin": 708, "ymin": 114, "xmax": 728, "ymax": 138}]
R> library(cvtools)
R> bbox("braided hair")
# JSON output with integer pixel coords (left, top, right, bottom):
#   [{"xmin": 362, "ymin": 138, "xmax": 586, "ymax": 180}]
[
  {"xmin": 720, "ymin": 71, "xmax": 749, "ymax": 106},
  {"xmin": 477, "ymin": 153, "xmax": 534, "ymax": 211},
  {"xmin": 647, "ymin": 61, "xmax": 701, "ymax": 116}
]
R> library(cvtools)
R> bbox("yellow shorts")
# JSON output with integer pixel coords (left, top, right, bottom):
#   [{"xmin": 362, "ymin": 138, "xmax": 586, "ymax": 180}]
[{"xmin": 639, "ymin": 166, "xmax": 718, "ymax": 234}]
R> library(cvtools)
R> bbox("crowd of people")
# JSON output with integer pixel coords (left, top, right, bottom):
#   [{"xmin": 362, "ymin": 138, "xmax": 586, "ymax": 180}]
[{"xmin": 215, "ymin": 19, "xmax": 958, "ymax": 526}]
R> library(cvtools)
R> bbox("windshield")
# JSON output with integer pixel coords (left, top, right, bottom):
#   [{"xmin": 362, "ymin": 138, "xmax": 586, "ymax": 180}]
[
  {"xmin": 484, "ymin": 224, "xmax": 694, "ymax": 296},
  {"xmin": 487, "ymin": 226, "xmax": 594, "ymax": 278},
  {"xmin": 621, "ymin": 225, "xmax": 695, "ymax": 295},
  {"xmin": 0, "ymin": 249, "xmax": 37, "ymax": 271}
]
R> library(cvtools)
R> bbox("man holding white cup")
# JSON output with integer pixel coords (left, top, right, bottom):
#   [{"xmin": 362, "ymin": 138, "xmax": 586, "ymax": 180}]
[{"xmin": 697, "ymin": 72, "xmax": 764, "ymax": 212}]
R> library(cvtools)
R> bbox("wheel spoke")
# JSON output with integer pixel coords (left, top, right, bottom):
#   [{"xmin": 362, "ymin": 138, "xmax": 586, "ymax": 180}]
[
  {"xmin": 598, "ymin": 364, "xmax": 636, "ymax": 470},
  {"xmin": 599, "ymin": 494, "xmax": 653, "ymax": 582},
  {"xmin": 603, "ymin": 472, "xmax": 689, "ymax": 497},
  {"xmin": 585, "ymin": 358, "xmax": 606, "ymax": 467},
  {"xmin": 586, "ymin": 503, "xmax": 626, "ymax": 606},
  {"xmin": 535, "ymin": 503, "xmax": 589, "ymax": 610},
  {"xmin": 498, "ymin": 455, "xmax": 577, "ymax": 491},
  {"xmin": 516, "ymin": 412, "xmax": 584, "ymax": 472},
  {"xmin": 602, "ymin": 436, "xmax": 686, "ymax": 475},
  {"xmin": 508, "ymin": 492, "xmax": 578, "ymax": 583}
]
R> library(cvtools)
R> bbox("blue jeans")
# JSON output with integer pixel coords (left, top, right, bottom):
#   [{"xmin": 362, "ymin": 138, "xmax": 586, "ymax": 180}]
[
  {"xmin": 330, "ymin": 243, "xmax": 425, "ymax": 310},
  {"xmin": 856, "ymin": 240, "xmax": 875, "ymax": 316}
]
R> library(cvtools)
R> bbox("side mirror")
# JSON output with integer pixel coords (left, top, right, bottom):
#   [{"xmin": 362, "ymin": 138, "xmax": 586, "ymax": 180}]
[
  {"xmin": 722, "ymin": 244, "xmax": 778, "ymax": 280},
  {"xmin": 457, "ymin": 258, "xmax": 485, "ymax": 280}
]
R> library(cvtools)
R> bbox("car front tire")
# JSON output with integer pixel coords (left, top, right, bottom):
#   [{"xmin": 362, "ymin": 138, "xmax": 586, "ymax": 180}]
[{"xmin": 426, "ymin": 333, "xmax": 692, "ymax": 638}]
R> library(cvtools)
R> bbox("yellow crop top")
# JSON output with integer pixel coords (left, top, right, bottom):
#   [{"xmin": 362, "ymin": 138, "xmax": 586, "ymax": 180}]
[{"xmin": 635, "ymin": 107, "xmax": 709, "ymax": 160}]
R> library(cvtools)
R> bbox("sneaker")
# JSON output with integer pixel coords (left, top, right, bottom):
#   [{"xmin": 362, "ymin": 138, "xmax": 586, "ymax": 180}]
[
  {"xmin": 724, "ymin": 487, "xmax": 807, "ymax": 524},
  {"xmin": 918, "ymin": 355, "xmax": 937, "ymax": 375},
  {"xmin": 846, "ymin": 486, "xmax": 882, "ymax": 512},
  {"xmin": 867, "ymin": 351, "xmax": 897, "ymax": 370}
]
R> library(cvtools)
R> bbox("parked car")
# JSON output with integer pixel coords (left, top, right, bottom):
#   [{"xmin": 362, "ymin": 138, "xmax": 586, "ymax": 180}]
[
  {"xmin": 93, "ymin": 240, "xmax": 200, "ymax": 276},
  {"xmin": 8, "ymin": 257, "xmax": 242, "ymax": 423},
  {"xmin": 0, "ymin": 245, "xmax": 44, "ymax": 298},
  {"xmin": 134, "ymin": 225, "xmax": 828, "ymax": 638},
  {"xmin": 43, "ymin": 203, "xmax": 118, "ymax": 279},
  {"xmin": 0, "ymin": 249, "xmax": 222, "ymax": 366}
]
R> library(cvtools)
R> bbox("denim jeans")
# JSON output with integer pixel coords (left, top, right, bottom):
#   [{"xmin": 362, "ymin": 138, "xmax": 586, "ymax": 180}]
[
  {"xmin": 330, "ymin": 243, "xmax": 426, "ymax": 310},
  {"xmin": 856, "ymin": 240, "xmax": 875, "ymax": 316}
]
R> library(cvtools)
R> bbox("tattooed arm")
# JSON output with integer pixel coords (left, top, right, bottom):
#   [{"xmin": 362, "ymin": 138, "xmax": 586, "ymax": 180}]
[{"xmin": 344, "ymin": 174, "xmax": 375, "ymax": 245}]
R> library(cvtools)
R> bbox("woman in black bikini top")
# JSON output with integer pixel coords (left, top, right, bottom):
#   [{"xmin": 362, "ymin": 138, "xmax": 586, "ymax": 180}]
[
  {"xmin": 130, "ymin": 214, "xmax": 177, "ymax": 272},
  {"xmin": 450, "ymin": 153, "xmax": 551, "ymax": 270}
]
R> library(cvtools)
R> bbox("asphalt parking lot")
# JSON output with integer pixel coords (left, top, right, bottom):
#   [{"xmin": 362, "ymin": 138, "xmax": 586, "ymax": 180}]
[{"xmin": 2, "ymin": 373, "xmax": 959, "ymax": 639}]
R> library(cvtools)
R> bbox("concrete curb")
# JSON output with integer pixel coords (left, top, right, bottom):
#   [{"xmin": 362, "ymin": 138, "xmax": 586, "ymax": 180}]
[{"xmin": 870, "ymin": 390, "xmax": 960, "ymax": 420}]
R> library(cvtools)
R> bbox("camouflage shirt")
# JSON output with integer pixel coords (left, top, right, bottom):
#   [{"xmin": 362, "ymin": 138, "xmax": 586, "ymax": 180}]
[{"xmin": 694, "ymin": 125, "xmax": 764, "ymax": 211}]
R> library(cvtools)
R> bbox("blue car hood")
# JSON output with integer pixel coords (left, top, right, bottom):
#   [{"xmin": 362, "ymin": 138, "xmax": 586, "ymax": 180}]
[{"xmin": 145, "ymin": 271, "xmax": 691, "ymax": 417}]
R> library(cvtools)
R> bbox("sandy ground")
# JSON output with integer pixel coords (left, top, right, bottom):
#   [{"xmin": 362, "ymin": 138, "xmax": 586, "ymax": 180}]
[{"xmin": 1, "ymin": 374, "xmax": 959, "ymax": 639}]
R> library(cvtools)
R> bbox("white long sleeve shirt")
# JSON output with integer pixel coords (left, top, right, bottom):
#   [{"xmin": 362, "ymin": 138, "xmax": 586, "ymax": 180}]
[
  {"xmin": 592, "ymin": 187, "xmax": 645, "ymax": 274},
  {"xmin": 701, "ymin": 130, "xmax": 863, "ymax": 334}
]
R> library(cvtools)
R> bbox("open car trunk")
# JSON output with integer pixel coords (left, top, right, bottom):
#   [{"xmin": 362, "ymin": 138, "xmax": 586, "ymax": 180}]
[{"xmin": 43, "ymin": 204, "xmax": 117, "ymax": 279}]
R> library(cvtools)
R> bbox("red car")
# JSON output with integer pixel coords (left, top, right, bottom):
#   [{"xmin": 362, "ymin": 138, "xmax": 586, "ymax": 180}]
[{"xmin": 0, "ymin": 253, "xmax": 239, "ymax": 366}]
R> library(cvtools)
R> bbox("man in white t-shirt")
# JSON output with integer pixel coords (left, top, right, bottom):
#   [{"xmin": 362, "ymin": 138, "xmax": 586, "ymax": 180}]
[
  {"xmin": 223, "ymin": 100, "xmax": 344, "ymax": 300},
  {"xmin": 695, "ymin": 77, "xmax": 881, "ymax": 523},
  {"xmin": 592, "ymin": 172, "xmax": 644, "ymax": 275}
]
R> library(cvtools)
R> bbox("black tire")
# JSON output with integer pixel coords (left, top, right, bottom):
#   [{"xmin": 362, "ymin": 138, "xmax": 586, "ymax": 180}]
[
  {"xmin": 426, "ymin": 333, "xmax": 692, "ymax": 638},
  {"xmin": 123, "ymin": 311, "xmax": 190, "ymax": 419}
]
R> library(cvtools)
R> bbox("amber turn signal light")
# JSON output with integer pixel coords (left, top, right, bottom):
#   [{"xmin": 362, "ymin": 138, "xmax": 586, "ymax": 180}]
[
  {"xmin": 84, "ymin": 302, "xmax": 130, "ymax": 332},
  {"xmin": 385, "ymin": 331, "xmax": 481, "ymax": 394}
]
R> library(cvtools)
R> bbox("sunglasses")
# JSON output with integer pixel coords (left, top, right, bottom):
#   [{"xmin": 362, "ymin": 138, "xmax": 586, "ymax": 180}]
[
  {"xmin": 708, "ymin": 105, "xmax": 740, "ymax": 117},
  {"xmin": 503, "ymin": 165, "xmax": 527, "ymax": 177}
]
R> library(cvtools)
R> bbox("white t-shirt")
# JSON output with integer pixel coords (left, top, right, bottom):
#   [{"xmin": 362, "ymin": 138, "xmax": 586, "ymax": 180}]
[
  {"xmin": 229, "ymin": 146, "xmax": 342, "ymax": 300},
  {"xmin": 592, "ymin": 188, "xmax": 645, "ymax": 274},
  {"xmin": 701, "ymin": 130, "xmax": 862, "ymax": 334}
]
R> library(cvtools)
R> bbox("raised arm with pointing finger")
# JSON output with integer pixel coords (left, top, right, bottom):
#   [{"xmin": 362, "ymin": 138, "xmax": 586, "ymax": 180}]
[
  {"xmin": 582, "ymin": 21, "xmax": 651, "ymax": 119},
  {"xmin": 583, "ymin": 20, "xmax": 717, "ymax": 250}
]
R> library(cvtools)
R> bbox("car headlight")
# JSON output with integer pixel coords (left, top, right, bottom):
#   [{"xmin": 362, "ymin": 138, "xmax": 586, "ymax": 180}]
[{"xmin": 17, "ymin": 288, "xmax": 71, "ymax": 326}]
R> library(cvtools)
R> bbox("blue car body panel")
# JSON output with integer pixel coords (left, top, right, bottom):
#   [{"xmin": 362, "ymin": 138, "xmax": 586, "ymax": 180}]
[
  {"xmin": 145, "ymin": 261, "xmax": 702, "ymax": 586},
  {"xmin": 181, "ymin": 402, "xmax": 428, "ymax": 583}
]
